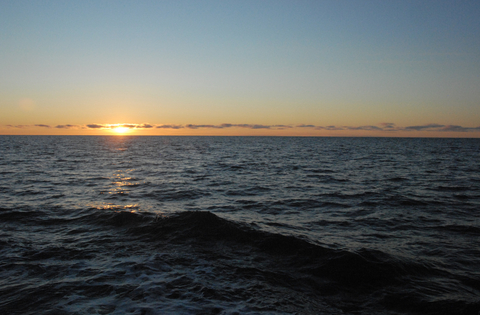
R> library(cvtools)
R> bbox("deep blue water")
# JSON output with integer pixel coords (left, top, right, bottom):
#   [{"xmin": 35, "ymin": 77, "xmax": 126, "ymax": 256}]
[{"xmin": 1, "ymin": 136, "xmax": 479, "ymax": 314}]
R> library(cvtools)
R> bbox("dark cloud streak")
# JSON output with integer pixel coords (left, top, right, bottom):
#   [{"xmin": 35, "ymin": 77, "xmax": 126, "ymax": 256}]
[
  {"xmin": 86, "ymin": 124, "xmax": 104, "ymax": 129},
  {"xmin": 137, "ymin": 124, "xmax": 153, "ymax": 129},
  {"xmin": 296, "ymin": 124, "xmax": 315, "ymax": 128},
  {"xmin": 404, "ymin": 124, "xmax": 445, "ymax": 131},
  {"xmin": 55, "ymin": 124, "xmax": 78, "ymax": 129},
  {"xmin": 346, "ymin": 125, "xmax": 383, "ymax": 131},
  {"xmin": 315, "ymin": 126, "xmax": 345, "ymax": 130},
  {"xmin": 439, "ymin": 125, "xmax": 480, "ymax": 132},
  {"xmin": 156, "ymin": 125, "xmax": 184, "ymax": 129}
]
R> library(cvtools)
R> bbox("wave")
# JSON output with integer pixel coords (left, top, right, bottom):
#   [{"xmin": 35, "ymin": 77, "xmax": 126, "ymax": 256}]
[
  {"xmin": 123, "ymin": 211, "xmax": 477, "ymax": 314},
  {"xmin": 2, "ymin": 206, "xmax": 479, "ymax": 314},
  {"xmin": 122, "ymin": 213, "xmax": 439, "ymax": 281},
  {"xmin": 141, "ymin": 188, "xmax": 211, "ymax": 201}
]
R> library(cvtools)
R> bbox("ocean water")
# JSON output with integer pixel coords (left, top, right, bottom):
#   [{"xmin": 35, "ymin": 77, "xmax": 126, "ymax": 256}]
[{"xmin": 0, "ymin": 135, "xmax": 479, "ymax": 315}]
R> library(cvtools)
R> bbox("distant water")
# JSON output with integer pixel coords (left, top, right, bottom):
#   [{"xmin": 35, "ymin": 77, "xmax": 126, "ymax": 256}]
[{"xmin": 1, "ymin": 136, "xmax": 479, "ymax": 315}]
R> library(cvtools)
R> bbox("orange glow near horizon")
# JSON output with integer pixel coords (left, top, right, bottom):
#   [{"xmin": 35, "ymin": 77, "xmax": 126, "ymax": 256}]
[
  {"xmin": 0, "ymin": 122, "xmax": 479, "ymax": 137},
  {"xmin": 111, "ymin": 126, "xmax": 132, "ymax": 134}
]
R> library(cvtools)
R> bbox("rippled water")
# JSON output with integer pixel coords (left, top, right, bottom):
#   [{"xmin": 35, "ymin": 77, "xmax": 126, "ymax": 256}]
[{"xmin": 1, "ymin": 136, "xmax": 479, "ymax": 314}]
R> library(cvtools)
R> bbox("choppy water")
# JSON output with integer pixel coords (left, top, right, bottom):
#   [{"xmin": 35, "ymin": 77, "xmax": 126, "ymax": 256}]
[{"xmin": 1, "ymin": 136, "xmax": 479, "ymax": 315}]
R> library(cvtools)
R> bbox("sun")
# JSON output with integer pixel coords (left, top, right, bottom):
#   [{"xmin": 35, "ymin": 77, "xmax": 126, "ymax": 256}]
[{"xmin": 112, "ymin": 126, "xmax": 130, "ymax": 134}]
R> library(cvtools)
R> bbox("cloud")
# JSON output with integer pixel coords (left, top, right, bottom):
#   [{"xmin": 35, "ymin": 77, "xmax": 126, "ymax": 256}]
[
  {"xmin": 156, "ymin": 124, "xmax": 184, "ymax": 129},
  {"xmin": 86, "ymin": 124, "xmax": 105, "ymax": 129},
  {"xmin": 439, "ymin": 125, "xmax": 480, "ymax": 132},
  {"xmin": 184, "ymin": 124, "xmax": 277, "ymax": 129},
  {"xmin": 5, "ymin": 124, "xmax": 28, "ymax": 128},
  {"xmin": 404, "ymin": 124, "xmax": 445, "ymax": 131},
  {"xmin": 380, "ymin": 123, "xmax": 396, "ymax": 129},
  {"xmin": 86, "ymin": 123, "xmax": 150, "ymax": 129},
  {"xmin": 345, "ymin": 125, "xmax": 383, "ymax": 131},
  {"xmin": 55, "ymin": 124, "xmax": 79, "ymax": 129},
  {"xmin": 222, "ymin": 124, "xmax": 281, "ymax": 129},
  {"xmin": 315, "ymin": 125, "xmax": 345, "ymax": 130},
  {"xmin": 232, "ymin": 124, "xmax": 251, "ymax": 128},
  {"xmin": 35, "ymin": 124, "xmax": 51, "ymax": 128},
  {"xmin": 186, "ymin": 124, "xmax": 224, "ymax": 129},
  {"xmin": 119, "ymin": 124, "xmax": 137, "ymax": 129},
  {"xmin": 137, "ymin": 124, "xmax": 154, "ymax": 129},
  {"xmin": 230, "ymin": 124, "xmax": 271, "ymax": 129},
  {"xmin": 250, "ymin": 124, "xmax": 271, "ymax": 129},
  {"xmin": 225, "ymin": 124, "xmax": 271, "ymax": 129},
  {"xmin": 296, "ymin": 124, "xmax": 316, "ymax": 128}
]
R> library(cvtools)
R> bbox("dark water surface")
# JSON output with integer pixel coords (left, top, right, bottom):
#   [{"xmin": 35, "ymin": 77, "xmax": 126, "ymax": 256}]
[{"xmin": 1, "ymin": 136, "xmax": 479, "ymax": 314}]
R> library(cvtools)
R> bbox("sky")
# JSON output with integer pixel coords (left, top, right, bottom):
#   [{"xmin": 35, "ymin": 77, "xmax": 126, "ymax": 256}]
[{"xmin": 1, "ymin": 0, "xmax": 479, "ymax": 137}]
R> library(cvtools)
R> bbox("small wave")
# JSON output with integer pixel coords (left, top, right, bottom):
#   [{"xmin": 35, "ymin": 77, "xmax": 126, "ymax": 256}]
[
  {"xmin": 385, "ymin": 195, "xmax": 428, "ymax": 206},
  {"xmin": 437, "ymin": 224, "xmax": 480, "ymax": 235},
  {"xmin": 305, "ymin": 174, "xmax": 348, "ymax": 183},
  {"xmin": 434, "ymin": 186, "xmax": 472, "ymax": 192},
  {"xmin": 0, "ymin": 207, "xmax": 48, "ymax": 223},
  {"xmin": 225, "ymin": 189, "xmax": 257, "ymax": 196},
  {"xmin": 304, "ymin": 168, "xmax": 335, "ymax": 174},
  {"xmin": 80, "ymin": 208, "xmax": 154, "ymax": 228},
  {"xmin": 382, "ymin": 292, "xmax": 480, "ymax": 315},
  {"xmin": 315, "ymin": 219, "xmax": 352, "ymax": 227},
  {"xmin": 271, "ymin": 198, "xmax": 351, "ymax": 209},
  {"xmin": 144, "ymin": 189, "xmax": 210, "ymax": 201},
  {"xmin": 387, "ymin": 177, "xmax": 408, "ymax": 182},
  {"xmin": 47, "ymin": 194, "xmax": 65, "ymax": 199},
  {"xmin": 13, "ymin": 189, "xmax": 44, "ymax": 196},
  {"xmin": 319, "ymin": 191, "xmax": 380, "ymax": 199}
]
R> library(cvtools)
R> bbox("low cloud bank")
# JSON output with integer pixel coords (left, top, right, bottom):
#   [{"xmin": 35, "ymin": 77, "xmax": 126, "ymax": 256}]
[{"xmin": 4, "ymin": 123, "xmax": 480, "ymax": 133}]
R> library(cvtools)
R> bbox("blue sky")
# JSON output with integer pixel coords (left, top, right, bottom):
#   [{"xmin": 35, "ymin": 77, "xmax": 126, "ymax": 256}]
[{"xmin": 1, "ymin": 0, "xmax": 479, "ymax": 136}]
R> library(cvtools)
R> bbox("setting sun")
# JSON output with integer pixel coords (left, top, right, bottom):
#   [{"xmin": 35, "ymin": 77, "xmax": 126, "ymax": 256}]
[{"xmin": 112, "ymin": 126, "xmax": 130, "ymax": 134}]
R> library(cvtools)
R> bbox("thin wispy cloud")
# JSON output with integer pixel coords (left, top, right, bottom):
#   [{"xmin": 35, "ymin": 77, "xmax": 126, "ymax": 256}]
[
  {"xmin": 156, "ymin": 124, "xmax": 184, "ymax": 129},
  {"xmin": 186, "ymin": 124, "xmax": 224, "ymax": 129},
  {"xmin": 137, "ymin": 124, "xmax": 154, "ymax": 129},
  {"xmin": 120, "ymin": 124, "xmax": 137, "ymax": 129},
  {"xmin": 55, "ymin": 124, "xmax": 79, "ymax": 129},
  {"xmin": 439, "ymin": 125, "xmax": 480, "ymax": 132},
  {"xmin": 86, "ymin": 124, "xmax": 104, "ymax": 129},
  {"xmin": 345, "ymin": 126, "xmax": 383, "ymax": 131},
  {"xmin": 314, "ymin": 126, "xmax": 345, "ymax": 131},
  {"xmin": 380, "ymin": 123, "xmax": 397, "ymax": 131},
  {"xmin": 248, "ymin": 125, "xmax": 271, "ymax": 129},
  {"xmin": 404, "ymin": 124, "xmax": 445, "ymax": 131},
  {"xmin": 296, "ymin": 124, "xmax": 315, "ymax": 128},
  {"xmin": 272, "ymin": 125, "xmax": 293, "ymax": 129},
  {"xmin": 6, "ymin": 124, "xmax": 28, "ymax": 129}
]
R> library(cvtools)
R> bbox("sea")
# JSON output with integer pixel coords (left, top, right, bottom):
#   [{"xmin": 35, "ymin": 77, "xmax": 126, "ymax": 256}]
[{"xmin": 0, "ymin": 136, "xmax": 479, "ymax": 315}]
